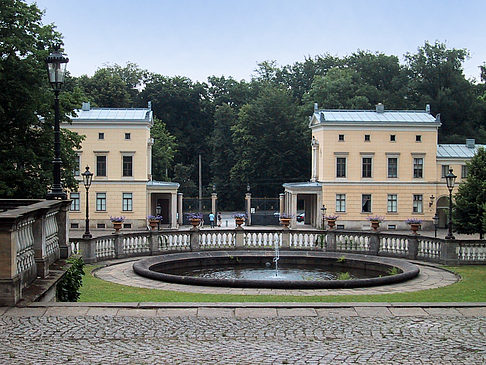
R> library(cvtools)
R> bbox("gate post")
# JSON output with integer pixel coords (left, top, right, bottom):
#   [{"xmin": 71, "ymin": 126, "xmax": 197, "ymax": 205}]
[{"xmin": 245, "ymin": 193, "xmax": 251, "ymax": 226}]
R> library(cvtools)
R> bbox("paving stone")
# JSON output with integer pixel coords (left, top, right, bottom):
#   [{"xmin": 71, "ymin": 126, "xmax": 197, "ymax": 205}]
[
  {"xmin": 156, "ymin": 308, "xmax": 198, "ymax": 317},
  {"xmin": 0, "ymin": 307, "xmax": 8, "ymax": 315},
  {"xmin": 4, "ymin": 307, "xmax": 47, "ymax": 317},
  {"xmin": 424, "ymin": 308, "xmax": 463, "ymax": 316},
  {"xmin": 86, "ymin": 307, "xmax": 119, "ymax": 316},
  {"xmin": 197, "ymin": 307, "xmax": 234, "ymax": 317},
  {"xmin": 44, "ymin": 307, "xmax": 90, "ymax": 316},
  {"xmin": 277, "ymin": 308, "xmax": 317, "ymax": 317},
  {"xmin": 235, "ymin": 308, "xmax": 277, "ymax": 317},
  {"xmin": 354, "ymin": 307, "xmax": 393, "ymax": 317},
  {"xmin": 316, "ymin": 308, "xmax": 358, "ymax": 317},
  {"xmin": 456, "ymin": 307, "xmax": 486, "ymax": 316},
  {"xmin": 116, "ymin": 309, "xmax": 157, "ymax": 317},
  {"xmin": 389, "ymin": 307, "xmax": 429, "ymax": 316}
]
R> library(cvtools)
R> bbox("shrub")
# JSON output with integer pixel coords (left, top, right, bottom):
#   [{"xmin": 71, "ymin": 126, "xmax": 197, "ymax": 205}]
[{"xmin": 56, "ymin": 256, "xmax": 85, "ymax": 302}]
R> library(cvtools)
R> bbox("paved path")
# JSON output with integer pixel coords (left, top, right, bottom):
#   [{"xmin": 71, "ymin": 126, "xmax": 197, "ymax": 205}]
[
  {"xmin": 1, "ymin": 303, "xmax": 485, "ymax": 364},
  {"xmin": 95, "ymin": 258, "xmax": 458, "ymax": 296}
]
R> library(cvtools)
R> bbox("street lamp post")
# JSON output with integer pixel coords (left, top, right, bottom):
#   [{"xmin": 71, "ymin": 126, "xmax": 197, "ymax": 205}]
[
  {"xmin": 46, "ymin": 44, "xmax": 69, "ymax": 200},
  {"xmin": 433, "ymin": 212, "xmax": 439, "ymax": 238},
  {"xmin": 321, "ymin": 205, "xmax": 327, "ymax": 230},
  {"xmin": 82, "ymin": 166, "xmax": 93, "ymax": 238},
  {"xmin": 445, "ymin": 168, "xmax": 457, "ymax": 239},
  {"xmin": 156, "ymin": 205, "xmax": 162, "ymax": 231}
]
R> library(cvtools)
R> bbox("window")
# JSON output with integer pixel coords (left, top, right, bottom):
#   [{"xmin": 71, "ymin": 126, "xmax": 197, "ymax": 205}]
[
  {"xmin": 98, "ymin": 132, "xmax": 104, "ymax": 140},
  {"xmin": 362, "ymin": 194, "xmax": 372, "ymax": 213},
  {"xmin": 74, "ymin": 155, "xmax": 80, "ymax": 176},
  {"xmin": 387, "ymin": 194, "xmax": 397, "ymax": 213},
  {"xmin": 416, "ymin": 135, "xmax": 422, "ymax": 142},
  {"xmin": 441, "ymin": 165, "xmax": 450, "ymax": 178},
  {"xmin": 122, "ymin": 193, "xmax": 133, "ymax": 211},
  {"xmin": 70, "ymin": 193, "xmax": 80, "ymax": 211},
  {"xmin": 125, "ymin": 133, "xmax": 131, "ymax": 140},
  {"xmin": 96, "ymin": 193, "xmax": 106, "ymax": 211},
  {"xmin": 97, "ymin": 223, "xmax": 106, "ymax": 229},
  {"xmin": 362, "ymin": 157, "xmax": 372, "ymax": 178},
  {"xmin": 336, "ymin": 157, "xmax": 346, "ymax": 178},
  {"xmin": 387, "ymin": 157, "xmax": 398, "ymax": 178},
  {"xmin": 123, "ymin": 223, "xmax": 132, "ymax": 229},
  {"xmin": 338, "ymin": 134, "xmax": 344, "ymax": 141},
  {"xmin": 413, "ymin": 194, "xmax": 423, "ymax": 213},
  {"xmin": 96, "ymin": 156, "xmax": 107, "ymax": 176},
  {"xmin": 413, "ymin": 158, "xmax": 423, "ymax": 178},
  {"xmin": 364, "ymin": 134, "xmax": 370, "ymax": 142},
  {"xmin": 70, "ymin": 223, "xmax": 79, "ymax": 229},
  {"xmin": 122, "ymin": 155, "xmax": 133, "ymax": 176},
  {"xmin": 461, "ymin": 165, "xmax": 468, "ymax": 178},
  {"xmin": 390, "ymin": 135, "xmax": 396, "ymax": 142},
  {"xmin": 336, "ymin": 194, "xmax": 346, "ymax": 212}
]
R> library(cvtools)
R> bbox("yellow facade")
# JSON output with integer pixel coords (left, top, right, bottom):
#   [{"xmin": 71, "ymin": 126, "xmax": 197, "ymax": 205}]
[
  {"xmin": 285, "ymin": 105, "xmax": 482, "ymax": 230},
  {"xmin": 63, "ymin": 103, "xmax": 179, "ymax": 231}
]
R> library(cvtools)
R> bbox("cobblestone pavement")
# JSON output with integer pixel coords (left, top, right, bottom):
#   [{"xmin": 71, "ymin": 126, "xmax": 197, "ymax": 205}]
[
  {"xmin": 0, "ymin": 306, "xmax": 485, "ymax": 364},
  {"xmin": 95, "ymin": 259, "xmax": 458, "ymax": 296}
]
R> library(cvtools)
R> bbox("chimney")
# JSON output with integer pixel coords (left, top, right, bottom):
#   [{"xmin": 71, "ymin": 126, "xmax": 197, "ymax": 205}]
[
  {"xmin": 314, "ymin": 102, "xmax": 318, "ymax": 112},
  {"xmin": 426, "ymin": 104, "xmax": 430, "ymax": 113},
  {"xmin": 466, "ymin": 139, "xmax": 475, "ymax": 149},
  {"xmin": 148, "ymin": 101, "xmax": 152, "ymax": 110},
  {"xmin": 81, "ymin": 102, "xmax": 90, "ymax": 111},
  {"xmin": 376, "ymin": 103, "xmax": 384, "ymax": 113}
]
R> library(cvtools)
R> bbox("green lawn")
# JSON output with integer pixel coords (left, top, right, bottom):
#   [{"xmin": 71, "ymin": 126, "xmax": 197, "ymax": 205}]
[{"xmin": 79, "ymin": 265, "xmax": 486, "ymax": 303}]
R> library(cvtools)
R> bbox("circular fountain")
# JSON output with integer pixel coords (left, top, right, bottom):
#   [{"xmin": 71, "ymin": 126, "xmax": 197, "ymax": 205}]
[{"xmin": 133, "ymin": 250, "xmax": 420, "ymax": 289}]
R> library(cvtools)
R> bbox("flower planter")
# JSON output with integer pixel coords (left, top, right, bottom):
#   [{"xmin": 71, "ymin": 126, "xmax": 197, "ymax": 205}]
[
  {"xmin": 280, "ymin": 218, "xmax": 291, "ymax": 228},
  {"xmin": 190, "ymin": 218, "xmax": 201, "ymax": 229},
  {"xmin": 113, "ymin": 221, "xmax": 122, "ymax": 233},
  {"xmin": 409, "ymin": 223, "xmax": 421, "ymax": 234},
  {"xmin": 149, "ymin": 220, "xmax": 158, "ymax": 231},
  {"xmin": 235, "ymin": 217, "xmax": 245, "ymax": 228},
  {"xmin": 370, "ymin": 221, "xmax": 380, "ymax": 231},
  {"xmin": 327, "ymin": 219, "xmax": 336, "ymax": 229}
]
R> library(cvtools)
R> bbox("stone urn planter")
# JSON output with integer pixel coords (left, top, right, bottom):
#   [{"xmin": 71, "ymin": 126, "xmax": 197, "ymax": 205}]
[
  {"xmin": 235, "ymin": 217, "xmax": 245, "ymax": 228},
  {"xmin": 410, "ymin": 223, "xmax": 421, "ymax": 234},
  {"xmin": 370, "ymin": 221, "xmax": 380, "ymax": 231},
  {"xmin": 190, "ymin": 218, "xmax": 201, "ymax": 229},
  {"xmin": 279, "ymin": 218, "xmax": 291, "ymax": 228},
  {"xmin": 148, "ymin": 220, "xmax": 158, "ymax": 231},
  {"xmin": 327, "ymin": 219, "xmax": 336, "ymax": 229},
  {"xmin": 113, "ymin": 221, "xmax": 122, "ymax": 233}
]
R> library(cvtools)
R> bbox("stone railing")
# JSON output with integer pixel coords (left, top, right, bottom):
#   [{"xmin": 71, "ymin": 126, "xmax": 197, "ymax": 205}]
[
  {"xmin": 70, "ymin": 227, "xmax": 486, "ymax": 266},
  {"xmin": 0, "ymin": 199, "xmax": 71, "ymax": 305}
]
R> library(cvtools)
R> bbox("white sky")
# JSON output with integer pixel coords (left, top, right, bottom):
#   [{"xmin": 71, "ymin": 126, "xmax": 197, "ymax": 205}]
[{"xmin": 34, "ymin": 0, "xmax": 486, "ymax": 82}]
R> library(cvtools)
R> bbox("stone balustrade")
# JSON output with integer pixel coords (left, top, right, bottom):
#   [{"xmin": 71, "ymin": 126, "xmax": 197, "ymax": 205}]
[
  {"xmin": 0, "ymin": 199, "xmax": 71, "ymax": 305},
  {"xmin": 70, "ymin": 227, "xmax": 486, "ymax": 266}
]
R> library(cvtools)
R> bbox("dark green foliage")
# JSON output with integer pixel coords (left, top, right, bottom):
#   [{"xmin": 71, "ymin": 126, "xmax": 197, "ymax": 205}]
[
  {"xmin": 56, "ymin": 256, "xmax": 85, "ymax": 302},
  {"xmin": 0, "ymin": 0, "xmax": 83, "ymax": 198},
  {"xmin": 453, "ymin": 147, "xmax": 486, "ymax": 238},
  {"xmin": 151, "ymin": 117, "xmax": 177, "ymax": 181}
]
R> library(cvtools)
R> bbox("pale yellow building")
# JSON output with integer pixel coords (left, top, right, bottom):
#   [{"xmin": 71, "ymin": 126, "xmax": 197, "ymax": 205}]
[
  {"xmin": 63, "ymin": 102, "xmax": 180, "ymax": 231},
  {"xmin": 284, "ymin": 103, "xmax": 485, "ymax": 230}
]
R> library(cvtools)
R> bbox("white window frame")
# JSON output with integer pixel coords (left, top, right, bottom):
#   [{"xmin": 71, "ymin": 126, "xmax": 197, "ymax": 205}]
[
  {"xmin": 336, "ymin": 157, "xmax": 347, "ymax": 178},
  {"xmin": 95, "ymin": 154, "xmax": 108, "ymax": 177},
  {"xmin": 361, "ymin": 156, "xmax": 373, "ymax": 178},
  {"xmin": 122, "ymin": 193, "xmax": 133, "ymax": 212},
  {"xmin": 413, "ymin": 157, "xmax": 424, "ymax": 179},
  {"xmin": 96, "ymin": 192, "xmax": 107, "ymax": 211},
  {"xmin": 362, "ymin": 194, "xmax": 372, "ymax": 213},
  {"xmin": 121, "ymin": 152, "xmax": 135, "ymax": 178},
  {"xmin": 336, "ymin": 194, "xmax": 346, "ymax": 213},
  {"xmin": 70, "ymin": 192, "xmax": 80, "ymax": 211},
  {"xmin": 387, "ymin": 194, "xmax": 397, "ymax": 213},
  {"xmin": 441, "ymin": 165, "xmax": 450, "ymax": 178},
  {"xmin": 387, "ymin": 157, "xmax": 398, "ymax": 178},
  {"xmin": 413, "ymin": 194, "xmax": 423, "ymax": 213}
]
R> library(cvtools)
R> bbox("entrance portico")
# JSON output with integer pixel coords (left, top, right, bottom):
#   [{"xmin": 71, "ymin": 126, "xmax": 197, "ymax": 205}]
[
  {"xmin": 282, "ymin": 182, "xmax": 322, "ymax": 228},
  {"xmin": 146, "ymin": 181, "xmax": 180, "ymax": 229}
]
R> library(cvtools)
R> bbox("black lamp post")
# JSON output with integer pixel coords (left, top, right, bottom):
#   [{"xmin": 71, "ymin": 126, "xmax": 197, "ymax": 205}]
[
  {"xmin": 46, "ymin": 44, "xmax": 69, "ymax": 200},
  {"xmin": 445, "ymin": 168, "xmax": 457, "ymax": 239},
  {"xmin": 321, "ymin": 205, "xmax": 327, "ymax": 230},
  {"xmin": 156, "ymin": 204, "xmax": 162, "ymax": 231},
  {"xmin": 82, "ymin": 166, "xmax": 93, "ymax": 238},
  {"xmin": 433, "ymin": 212, "xmax": 439, "ymax": 238}
]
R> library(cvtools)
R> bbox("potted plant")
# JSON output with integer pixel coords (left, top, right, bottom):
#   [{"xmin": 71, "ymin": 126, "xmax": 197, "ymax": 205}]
[
  {"xmin": 147, "ymin": 215, "xmax": 163, "ymax": 231},
  {"xmin": 110, "ymin": 216, "xmax": 125, "ymax": 233},
  {"xmin": 367, "ymin": 216, "xmax": 384, "ymax": 231},
  {"xmin": 186, "ymin": 213, "xmax": 203, "ymax": 229},
  {"xmin": 325, "ymin": 214, "xmax": 339, "ymax": 229},
  {"xmin": 406, "ymin": 218, "xmax": 422, "ymax": 234},
  {"xmin": 233, "ymin": 213, "xmax": 247, "ymax": 229},
  {"xmin": 279, "ymin": 213, "xmax": 293, "ymax": 228}
]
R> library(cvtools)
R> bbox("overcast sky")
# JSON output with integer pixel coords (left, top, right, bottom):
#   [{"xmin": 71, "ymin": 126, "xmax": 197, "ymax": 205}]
[{"xmin": 34, "ymin": 0, "xmax": 486, "ymax": 82}]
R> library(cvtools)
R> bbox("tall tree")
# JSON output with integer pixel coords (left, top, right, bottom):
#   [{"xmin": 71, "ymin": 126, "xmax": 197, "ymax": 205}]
[
  {"xmin": 151, "ymin": 117, "xmax": 177, "ymax": 181},
  {"xmin": 453, "ymin": 147, "xmax": 486, "ymax": 239},
  {"xmin": 0, "ymin": 0, "xmax": 82, "ymax": 198},
  {"xmin": 231, "ymin": 86, "xmax": 309, "ymax": 198}
]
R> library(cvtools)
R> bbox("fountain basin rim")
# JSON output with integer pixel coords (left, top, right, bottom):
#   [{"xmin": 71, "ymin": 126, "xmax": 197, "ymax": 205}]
[{"xmin": 133, "ymin": 251, "xmax": 420, "ymax": 289}]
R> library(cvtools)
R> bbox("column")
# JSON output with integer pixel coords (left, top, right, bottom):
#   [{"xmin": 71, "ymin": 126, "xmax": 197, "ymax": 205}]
[
  {"xmin": 279, "ymin": 193, "xmax": 285, "ymax": 216},
  {"xmin": 211, "ymin": 193, "xmax": 217, "ymax": 215},
  {"xmin": 171, "ymin": 192, "xmax": 177, "ymax": 229},
  {"xmin": 290, "ymin": 193, "xmax": 298, "ymax": 228},
  {"xmin": 311, "ymin": 137, "xmax": 319, "ymax": 182},
  {"xmin": 177, "ymin": 193, "xmax": 183, "ymax": 225},
  {"xmin": 245, "ymin": 193, "xmax": 252, "ymax": 226}
]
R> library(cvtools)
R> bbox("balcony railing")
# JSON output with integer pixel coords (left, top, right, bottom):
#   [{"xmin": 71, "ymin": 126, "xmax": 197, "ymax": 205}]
[{"xmin": 70, "ymin": 227, "xmax": 486, "ymax": 266}]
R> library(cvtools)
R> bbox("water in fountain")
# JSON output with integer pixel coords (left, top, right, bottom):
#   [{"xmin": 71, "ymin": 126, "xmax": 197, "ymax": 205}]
[{"xmin": 273, "ymin": 239, "xmax": 280, "ymax": 277}]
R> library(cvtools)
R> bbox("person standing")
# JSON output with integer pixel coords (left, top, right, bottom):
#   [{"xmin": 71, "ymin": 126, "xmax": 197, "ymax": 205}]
[
  {"xmin": 209, "ymin": 212, "xmax": 215, "ymax": 228},
  {"xmin": 217, "ymin": 212, "xmax": 222, "ymax": 227}
]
